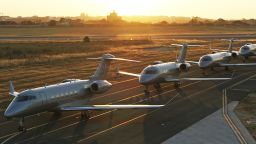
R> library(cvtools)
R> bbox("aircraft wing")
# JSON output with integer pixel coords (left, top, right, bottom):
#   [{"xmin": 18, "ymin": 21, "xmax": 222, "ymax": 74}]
[
  {"xmin": 219, "ymin": 63, "xmax": 256, "ymax": 67},
  {"xmin": 181, "ymin": 78, "xmax": 231, "ymax": 81},
  {"xmin": 118, "ymin": 71, "xmax": 141, "ymax": 77},
  {"xmin": 186, "ymin": 61, "xmax": 199, "ymax": 64},
  {"xmin": 165, "ymin": 77, "xmax": 230, "ymax": 82},
  {"xmin": 60, "ymin": 105, "xmax": 164, "ymax": 110},
  {"xmin": 211, "ymin": 49, "xmax": 227, "ymax": 52}
]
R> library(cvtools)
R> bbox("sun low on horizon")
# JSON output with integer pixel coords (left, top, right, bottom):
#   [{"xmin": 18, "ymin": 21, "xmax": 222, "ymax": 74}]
[{"xmin": 99, "ymin": 0, "xmax": 161, "ymax": 16}]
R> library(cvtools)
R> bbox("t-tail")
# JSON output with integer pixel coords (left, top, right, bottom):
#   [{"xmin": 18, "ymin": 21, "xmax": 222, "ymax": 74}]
[
  {"xmin": 9, "ymin": 81, "xmax": 19, "ymax": 97},
  {"xmin": 222, "ymin": 38, "xmax": 239, "ymax": 53},
  {"xmin": 88, "ymin": 54, "xmax": 140, "ymax": 81},
  {"xmin": 172, "ymin": 44, "xmax": 203, "ymax": 63}
]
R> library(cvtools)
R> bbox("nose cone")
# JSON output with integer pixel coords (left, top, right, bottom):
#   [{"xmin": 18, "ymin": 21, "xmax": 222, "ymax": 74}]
[
  {"xmin": 4, "ymin": 101, "xmax": 27, "ymax": 118},
  {"xmin": 4, "ymin": 105, "xmax": 16, "ymax": 118},
  {"xmin": 106, "ymin": 81, "xmax": 112, "ymax": 89},
  {"xmin": 239, "ymin": 49, "xmax": 249, "ymax": 56}
]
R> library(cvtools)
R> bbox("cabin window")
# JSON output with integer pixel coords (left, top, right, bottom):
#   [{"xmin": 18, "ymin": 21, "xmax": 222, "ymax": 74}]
[{"xmin": 16, "ymin": 96, "xmax": 36, "ymax": 102}]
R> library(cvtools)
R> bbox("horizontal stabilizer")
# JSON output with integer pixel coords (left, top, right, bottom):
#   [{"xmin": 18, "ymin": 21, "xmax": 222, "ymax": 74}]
[
  {"xmin": 87, "ymin": 57, "xmax": 140, "ymax": 62},
  {"xmin": 181, "ymin": 78, "xmax": 231, "ymax": 81},
  {"xmin": 61, "ymin": 105, "xmax": 164, "ymax": 110},
  {"xmin": 171, "ymin": 44, "xmax": 204, "ymax": 47},
  {"xmin": 107, "ymin": 58, "xmax": 140, "ymax": 62},
  {"xmin": 210, "ymin": 48, "xmax": 228, "ymax": 52},
  {"xmin": 118, "ymin": 71, "xmax": 141, "ymax": 77},
  {"xmin": 165, "ymin": 77, "xmax": 231, "ymax": 82}
]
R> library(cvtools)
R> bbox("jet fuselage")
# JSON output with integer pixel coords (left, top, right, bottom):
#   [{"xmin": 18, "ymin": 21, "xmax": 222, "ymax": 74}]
[
  {"xmin": 198, "ymin": 52, "xmax": 232, "ymax": 69},
  {"xmin": 239, "ymin": 44, "xmax": 256, "ymax": 58},
  {"xmin": 139, "ymin": 62, "xmax": 188, "ymax": 85},
  {"xmin": 4, "ymin": 80, "xmax": 111, "ymax": 118}
]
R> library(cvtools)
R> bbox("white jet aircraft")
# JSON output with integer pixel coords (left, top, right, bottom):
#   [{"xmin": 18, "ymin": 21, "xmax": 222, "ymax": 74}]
[
  {"xmin": 188, "ymin": 39, "xmax": 256, "ymax": 71},
  {"xmin": 239, "ymin": 43, "xmax": 256, "ymax": 60},
  {"xmin": 118, "ymin": 44, "xmax": 231, "ymax": 95},
  {"xmin": 4, "ymin": 54, "xmax": 164, "ymax": 132}
]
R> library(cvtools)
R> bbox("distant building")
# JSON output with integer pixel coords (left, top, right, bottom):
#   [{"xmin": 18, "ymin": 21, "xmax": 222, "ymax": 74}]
[{"xmin": 107, "ymin": 11, "xmax": 123, "ymax": 23}]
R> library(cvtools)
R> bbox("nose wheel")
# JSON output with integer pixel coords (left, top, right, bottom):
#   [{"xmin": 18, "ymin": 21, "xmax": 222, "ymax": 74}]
[
  {"xmin": 18, "ymin": 117, "xmax": 26, "ymax": 132},
  {"xmin": 144, "ymin": 85, "xmax": 150, "ymax": 96}
]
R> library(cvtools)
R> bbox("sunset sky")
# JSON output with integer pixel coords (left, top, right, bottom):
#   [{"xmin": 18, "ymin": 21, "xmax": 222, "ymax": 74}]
[{"xmin": 1, "ymin": 0, "xmax": 256, "ymax": 19}]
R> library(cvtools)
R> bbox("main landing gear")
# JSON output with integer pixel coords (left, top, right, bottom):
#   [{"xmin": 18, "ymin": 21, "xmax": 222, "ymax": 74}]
[
  {"xmin": 81, "ymin": 111, "xmax": 91, "ymax": 120},
  {"xmin": 153, "ymin": 83, "xmax": 162, "ymax": 92},
  {"xmin": 225, "ymin": 66, "xmax": 229, "ymax": 71},
  {"xmin": 144, "ymin": 85, "xmax": 150, "ymax": 96},
  {"xmin": 174, "ymin": 82, "xmax": 181, "ymax": 88},
  {"xmin": 18, "ymin": 117, "xmax": 26, "ymax": 132}
]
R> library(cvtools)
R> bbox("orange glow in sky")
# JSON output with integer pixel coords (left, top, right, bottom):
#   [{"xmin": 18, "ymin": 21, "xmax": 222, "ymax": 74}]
[{"xmin": 2, "ymin": 0, "xmax": 256, "ymax": 19}]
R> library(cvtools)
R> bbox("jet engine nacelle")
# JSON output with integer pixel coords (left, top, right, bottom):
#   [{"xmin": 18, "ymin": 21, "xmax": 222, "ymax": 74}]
[
  {"xmin": 178, "ymin": 63, "xmax": 191, "ymax": 72},
  {"xmin": 152, "ymin": 61, "xmax": 163, "ymax": 65},
  {"xmin": 89, "ymin": 80, "xmax": 112, "ymax": 94},
  {"xmin": 231, "ymin": 52, "xmax": 237, "ymax": 58}
]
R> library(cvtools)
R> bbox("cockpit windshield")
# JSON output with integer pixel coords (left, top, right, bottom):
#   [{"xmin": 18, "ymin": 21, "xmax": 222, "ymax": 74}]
[
  {"xmin": 242, "ymin": 46, "xmax": 249, "ymax": 51},
  {"xmin": 15, "ymin": 95, "xmax": 36, "ymax": 102},
  {"xmin": 143, "ymin": 67, "xmax": 159, "ymax": 74},
  {"xmin": 200, "ymin": 56, "xmax": 212, "ymax": 62}
]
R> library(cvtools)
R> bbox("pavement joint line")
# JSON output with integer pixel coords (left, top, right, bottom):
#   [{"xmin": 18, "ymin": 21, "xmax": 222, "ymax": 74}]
[
  {"xmin": 231, "ymin": 89, "xmax": 250, "ymax": 92},
  {"xmin": 1, "ymin": 67, "xmax": 252, "ymax": 143},
  {"xmin": 0, "ymin": 132, "xmax": 20, "ymax": 144},
  {"xmin": 222, "ymin": 71, "xmax": 256, "ymax": 143},
  {"xmin": 223, "ymin": 89, "xmax": 247, "ymax": 144}
]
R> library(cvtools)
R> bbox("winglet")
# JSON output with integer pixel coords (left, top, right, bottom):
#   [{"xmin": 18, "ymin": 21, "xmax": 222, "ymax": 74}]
[{"xmin": 9, "ymin": 81, "xmax": 19, "ymax": 97}]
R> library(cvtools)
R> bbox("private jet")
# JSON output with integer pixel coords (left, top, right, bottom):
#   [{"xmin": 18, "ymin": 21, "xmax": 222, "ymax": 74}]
[
  {"xmin": 118, "ymin": 44, "xmax": 231, "ymax": 95},
  {"xmin": 239, "ymin": 43, "xmax": 256, "ymax": 60},
  {"xmin": 4, "ymin": 54, "xmax": 164, "ymax": 132},
  {"xmin": 188, "ymin": 39, "xmax": 256, "ymax": 71}
]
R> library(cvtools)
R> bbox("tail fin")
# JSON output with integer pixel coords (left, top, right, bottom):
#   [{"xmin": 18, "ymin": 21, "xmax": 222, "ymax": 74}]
[
  {"xmin": 222, "ymin": 38, "xmax": 239, "ymax": 53},
  {"xmin": 172, "ymin": 44, "xmax": 203, "ymax": 63},
  {"xmin": 89, "ymin": 54, "xmax": 140, "ymax": 81},
  {"xmin": 89, "ymin": 54, "xmax": 115, "ymax": 81},
  {"xmin": 176, "ymin": 44, "xmax": 188, "ymax": 63},
  {"xmin": 228, "ymin": 39, "xmax": 234, "ymax": 53},
  {"xmin": 9, "ymin": 81, "xmax": 19, "ymax": 97}
]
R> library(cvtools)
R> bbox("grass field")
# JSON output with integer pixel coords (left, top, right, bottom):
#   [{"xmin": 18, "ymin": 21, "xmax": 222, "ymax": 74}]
[{"xmin": 1, "ymin": 25, "xmax": 256, "ymax": 37}]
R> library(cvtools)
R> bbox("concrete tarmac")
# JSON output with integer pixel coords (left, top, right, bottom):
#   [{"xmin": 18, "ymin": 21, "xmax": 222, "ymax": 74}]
[{"xmin": 1, "ymin": 60, "xmax": 256, "ymax": 144}]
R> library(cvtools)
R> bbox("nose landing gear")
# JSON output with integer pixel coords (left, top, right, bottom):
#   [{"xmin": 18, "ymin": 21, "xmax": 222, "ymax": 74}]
[{"xmin": 18, "ymin": 117, "xmax": 26, "ymax": 132}]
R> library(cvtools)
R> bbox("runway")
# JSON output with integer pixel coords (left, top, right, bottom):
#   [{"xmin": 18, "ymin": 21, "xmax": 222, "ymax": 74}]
[{"xmin": 1, "ymin": 60, "xmax": 256, "ymax": 144}]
